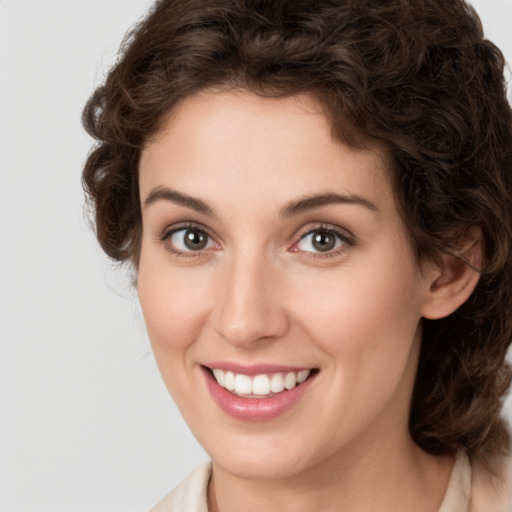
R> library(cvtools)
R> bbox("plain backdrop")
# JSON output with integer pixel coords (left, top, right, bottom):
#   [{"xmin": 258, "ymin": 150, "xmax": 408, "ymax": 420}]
[{"xmin": 1, "ymin": 1, "xmax": 511, "ymax": 511}]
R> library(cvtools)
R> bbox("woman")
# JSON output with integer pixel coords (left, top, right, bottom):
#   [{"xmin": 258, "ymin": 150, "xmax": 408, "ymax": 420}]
[{"xmin": 82, "ymin": 0, "xmax": 512, "ymax": 510}]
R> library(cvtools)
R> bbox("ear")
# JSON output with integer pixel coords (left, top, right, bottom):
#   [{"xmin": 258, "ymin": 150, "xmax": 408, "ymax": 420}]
[{"xmin": 421, "ymin": 226, "xmax": 483, "ymax": 320}]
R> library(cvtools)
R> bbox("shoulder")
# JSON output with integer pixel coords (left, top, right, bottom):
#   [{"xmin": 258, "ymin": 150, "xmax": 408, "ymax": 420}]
[
  {"xmin": 430, "ymin": 450, "xmax": 511, "ymax": 512},
  {"xmin": 148, "ymin": 463, "xmax": 212, "ymax": 512},
  {"xmin": 470, "ymin": 452, "xmax": 512, "ymax": 512}
]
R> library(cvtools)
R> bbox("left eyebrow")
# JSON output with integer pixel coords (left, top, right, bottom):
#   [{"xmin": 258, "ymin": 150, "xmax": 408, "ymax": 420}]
[{"xmin": 279, "ymin": 192, "xmax": 379, "ymax": 218}]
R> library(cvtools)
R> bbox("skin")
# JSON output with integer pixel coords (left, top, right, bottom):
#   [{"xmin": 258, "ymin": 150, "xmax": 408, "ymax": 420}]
[{"xmin": 137, "ymin": 91, "xmax": 478, "ymax": 511}]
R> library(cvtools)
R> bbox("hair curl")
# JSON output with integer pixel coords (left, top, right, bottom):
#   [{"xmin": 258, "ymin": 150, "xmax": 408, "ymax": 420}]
[{"xmin": 82, "ymin": 0, "xmax": 512, "ymax": 465}]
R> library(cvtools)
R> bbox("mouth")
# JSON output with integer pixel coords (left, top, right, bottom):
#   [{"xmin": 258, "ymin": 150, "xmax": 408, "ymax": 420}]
[
  {"xmin": 200, "ymin": 361, "xmax": 320, "ymax": 421},
  {"xmin": 204, "ymin": 366, "xmax": 318, "ymax": 398}
]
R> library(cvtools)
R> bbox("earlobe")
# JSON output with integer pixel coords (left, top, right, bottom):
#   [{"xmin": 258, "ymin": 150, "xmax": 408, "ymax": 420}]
[{"xmin": 421, "ymin": 227, "xmax": 483, "ymax": 320}]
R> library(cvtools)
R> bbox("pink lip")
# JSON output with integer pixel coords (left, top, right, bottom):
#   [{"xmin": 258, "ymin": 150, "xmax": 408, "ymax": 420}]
[
  {"xmin": 201, "ymin": 365, "xmax": 317, "ymax": 422},
  {"xmin": 202, "ymin": 361, "xmax": 313, "ymax": 377}
]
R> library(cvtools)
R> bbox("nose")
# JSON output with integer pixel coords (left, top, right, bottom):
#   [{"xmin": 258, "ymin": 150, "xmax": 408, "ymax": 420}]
[{"xmin": 213, "ymin": 252, "xmax": 289, "ymax": 349}]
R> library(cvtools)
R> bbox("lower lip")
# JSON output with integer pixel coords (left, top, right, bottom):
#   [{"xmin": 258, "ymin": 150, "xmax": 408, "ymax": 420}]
[{"xmin": 202, "ymin": 367, "xmax": 316, "ymax": 422}]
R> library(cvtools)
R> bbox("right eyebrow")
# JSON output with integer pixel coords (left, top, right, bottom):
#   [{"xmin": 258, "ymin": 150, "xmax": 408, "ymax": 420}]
[{"xmin": 142, "ymin": 186, "xmax": 216, "ymax": 217}]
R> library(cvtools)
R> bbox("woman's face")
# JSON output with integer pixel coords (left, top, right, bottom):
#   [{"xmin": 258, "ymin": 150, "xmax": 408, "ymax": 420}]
[{"xmin": 137, "ymin": 91, "xmax": 435, "ymax": 480}]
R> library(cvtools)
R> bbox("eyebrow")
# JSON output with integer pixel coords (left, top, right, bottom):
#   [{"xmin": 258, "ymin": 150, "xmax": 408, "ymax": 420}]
[
  {"xmin": 143, "ymin": 186, "xmax": 215, "ymax": 216},
  {"xmin": 142, "ymin": 186, "xmax": 378, "ymax": 218},
  {"xmin": 280, "ymin": 192, "xmax": 378, "ymax": 217}
]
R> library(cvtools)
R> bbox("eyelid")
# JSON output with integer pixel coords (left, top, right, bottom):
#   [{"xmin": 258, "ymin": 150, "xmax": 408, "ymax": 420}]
[
  {"xmin": 156, "ymin": 220, "xmax": 354, "ymax": 259},
  {"xmin": 289, "ymin": 223, "xmax": 355, "ymax": 256},
  {"xmin": 294, "ymin": 222, "xmax": 355, "ymax": 244},
  {"xmin": 159, "ymin": 221, "xmax": 220, "ymax": 257}
]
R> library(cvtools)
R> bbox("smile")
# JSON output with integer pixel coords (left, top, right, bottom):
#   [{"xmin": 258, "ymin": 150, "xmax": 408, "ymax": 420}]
[
  {"xmin": 202, "ymin": 364, "xmax": 318, "ymax": 422},
  {"xmin": 211, "ymin": 368, "xmax": 311, "ymax": 397}
]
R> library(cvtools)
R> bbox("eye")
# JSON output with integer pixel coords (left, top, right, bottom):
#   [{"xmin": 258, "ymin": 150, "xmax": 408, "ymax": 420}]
[
  {"xmin": 296, "ymin": 228, "xmax": 346, "ymax": 253},
  {"xmin": 167, "ymin": 227, "xmax": 215, "ymax": 252}
]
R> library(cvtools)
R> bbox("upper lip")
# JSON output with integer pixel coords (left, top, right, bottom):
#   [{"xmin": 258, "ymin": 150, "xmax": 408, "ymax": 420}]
[{"xmin": 202, "ymin": 361, "xmax": 315, "ymax": 376}]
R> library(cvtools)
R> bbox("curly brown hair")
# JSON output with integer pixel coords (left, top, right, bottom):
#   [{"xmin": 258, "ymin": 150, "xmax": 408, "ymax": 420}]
[{"xmin": 82, "ymin": 0, "xmax": 512, "ymax": 465}]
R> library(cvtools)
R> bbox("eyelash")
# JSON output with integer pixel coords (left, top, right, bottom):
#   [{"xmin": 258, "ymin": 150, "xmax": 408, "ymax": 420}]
[
  {"xmin": 159, "ymin": 222, "xmax": 217, "ymax": 259},
  {"xmin": 292, "ymin": 224, "xmax": 355, "ymax": 260},
  {"xmin": 159, "ymin": 222, "xmax": 355, "ymax": 260}
]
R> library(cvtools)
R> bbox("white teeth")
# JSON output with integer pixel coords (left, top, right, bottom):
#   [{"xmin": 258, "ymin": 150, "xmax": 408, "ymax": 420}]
[
  {"xmin": 284, "ymin": 372, "xmax": 297, "ymax": 389},
  {"xmin": 210, "ymin": 368, "xmax": 312, "ymax": 397},
  {"xmin": 270, "ymin": 373, "xmax": 285, "ymax": 393},
  {"xmin": 234, "ymin": 374, "xmax": 252, "ymax": 394},
  {"xmin": 297, "ymin": 370, "xmax": 309, "ymax": 383},
  {"xmin": 252, "ymin": 374, "xmax": 271, "ymax": 395},
  {"xmin": 212, "ymin": 369, "xmax": 225, "ymax": 387},
  {"xmin": 224, "ymin": 371, "xmax": 235, "ymax": 391}
]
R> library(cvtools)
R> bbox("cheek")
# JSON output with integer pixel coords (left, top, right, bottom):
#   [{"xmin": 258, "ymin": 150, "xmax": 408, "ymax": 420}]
[
  {"xmin": 293, "ymin": 258, "xmax": 423, "ymax": 390},
  {"xmin": 136, "ymin": 261, "xmax": 217, "ymax": 414},
  {"xmin": 299, "ymin": 264, "xmax": 420, "ymax": 335},
  {"xmin": 136, "ymin": 256, "xmax": 212, "ymax": 357},
  {"xmin": 287, "ymin": 266, "xmax": 423, "ymax": 443}
]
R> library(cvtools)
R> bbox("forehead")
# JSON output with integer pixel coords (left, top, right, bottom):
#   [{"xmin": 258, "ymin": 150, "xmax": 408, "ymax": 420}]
[{"xmin": 139, "ymin": 91, "xmax": 394, "ymax": 214}]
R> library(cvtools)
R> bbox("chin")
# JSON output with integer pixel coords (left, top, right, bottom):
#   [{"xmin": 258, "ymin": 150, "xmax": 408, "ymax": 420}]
[{"xmin": 204, "ymin": 431, "xmax": 318, "ymax": 480}]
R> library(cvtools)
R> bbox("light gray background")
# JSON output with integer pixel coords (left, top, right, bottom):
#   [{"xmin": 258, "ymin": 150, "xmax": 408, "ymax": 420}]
[{"xmin": 1, "ymin": 1, "xmax": 511, "ymax": 511}]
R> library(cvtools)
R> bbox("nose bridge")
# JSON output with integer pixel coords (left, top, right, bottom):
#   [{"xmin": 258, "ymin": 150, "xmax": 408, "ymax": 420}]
[{"xmin": 214, "ymin": 248, "xmax": 288, "ymax": 347}]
